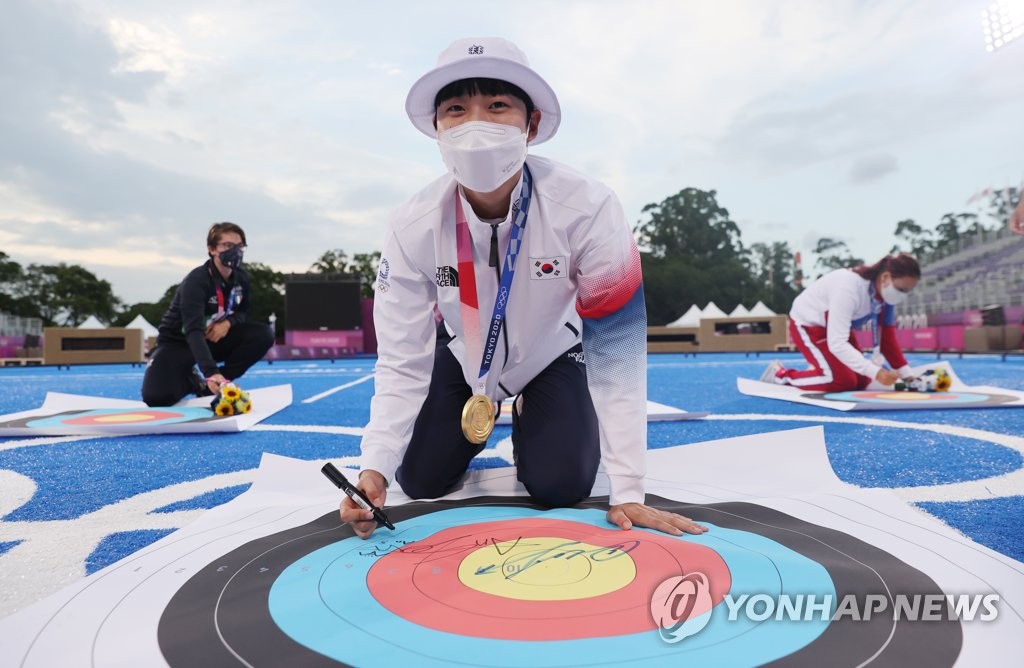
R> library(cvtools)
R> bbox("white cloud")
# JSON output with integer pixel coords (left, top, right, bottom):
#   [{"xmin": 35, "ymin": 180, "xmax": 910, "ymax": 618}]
[
  {"xmin": 1, "ymin": 0, "xmax": 1021, "ymax": 308},
  {"xmin": 107, "ymin": 18, "xmax": 200, "ymax": 80}
]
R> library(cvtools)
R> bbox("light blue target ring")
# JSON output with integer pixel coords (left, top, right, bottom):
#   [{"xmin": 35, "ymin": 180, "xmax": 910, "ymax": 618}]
[
  {"xmin": 26, "ymin": 406, "xmax": 213, "ymax": 428},
  {"xmin": 268, "ymin": 506, "xmax": 835, "ymax": 667},
  {"xmin": 821, "ymin": 391, "xmax": 992, "ymax": 405}
]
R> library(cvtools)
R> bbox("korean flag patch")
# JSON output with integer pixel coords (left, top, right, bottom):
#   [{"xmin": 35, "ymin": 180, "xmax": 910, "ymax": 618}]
[{"xmin": 531, "ymin": 256, "xmax": 565, "ymax": 280}]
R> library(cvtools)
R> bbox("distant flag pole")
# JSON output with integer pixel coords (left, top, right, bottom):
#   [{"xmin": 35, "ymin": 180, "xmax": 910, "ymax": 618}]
[
  {"xmin": 794, "ymin": 251, "xmax": 804, "ymax": 289},
  {"xmin": 966, "ymin": 187, "xmax": 993, "ymax": 205}
]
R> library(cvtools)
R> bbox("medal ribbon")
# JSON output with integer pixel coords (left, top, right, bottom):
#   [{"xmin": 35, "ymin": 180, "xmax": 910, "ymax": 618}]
[
  {"xmin": 454, "ymin": 164, "xmax": 533, "ymax": 396},
  {"xmin": 208, "ymin": 266, "xmax": 242, "ymax": 325}
]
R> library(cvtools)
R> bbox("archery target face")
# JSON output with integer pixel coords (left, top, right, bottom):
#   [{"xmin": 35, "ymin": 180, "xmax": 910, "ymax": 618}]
[
  {"xmin": 0, "ymin": 407, "xmax": 217, "ymax": 430},
  {"xmin": 158, "ymin": 497, "xmax": 962, "ymax": 667},
  {"xmin": 809, "ymin": 390, "xmax": 1017, "ymax": 408}
]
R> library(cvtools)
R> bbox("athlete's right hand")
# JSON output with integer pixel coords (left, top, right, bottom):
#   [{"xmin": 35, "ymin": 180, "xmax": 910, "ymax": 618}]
[
  {"xmin": 875, "ymin": 368, "xmax": 900, "ymax": 386},
  {"xmin": 339, "ymin": 469, "xmax": 388, "ymax": 539}
]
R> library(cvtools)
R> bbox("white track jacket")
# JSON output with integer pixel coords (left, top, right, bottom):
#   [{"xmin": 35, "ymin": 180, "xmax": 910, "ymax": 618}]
[{"xmin": 361, "ymin": 156, "xmax": 648, "ymax": 506}]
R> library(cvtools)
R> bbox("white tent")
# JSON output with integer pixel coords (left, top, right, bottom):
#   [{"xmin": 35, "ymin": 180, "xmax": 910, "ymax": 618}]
[
  {"xmin": 728, "ymin": 304, "xmax": 750, "ymax": 318},
  {"xmin": 127, "ymin": 314, "xmax": 159, "ymax": 338},
  {"xmin": 77, "ymin": 315, "xmax": 106, "ymax": 329},
  {"xmin": 748, "ymin": 301, "xmax": 777, "ymax": 316},
  {"xmin": 701, "ymin": 302, "xmax": 727, "ymax": 319},
  {"xmin": 665, "ymin": 304, "xmax": 702, "ymax": 327}
]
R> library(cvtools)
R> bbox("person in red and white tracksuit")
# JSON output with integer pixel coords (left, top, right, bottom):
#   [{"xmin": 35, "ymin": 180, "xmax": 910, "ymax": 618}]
[
  {"xmin": 767, "ymin": 253, "xmax": 921, "ymax": 392},
  {"xmin": 338, "ymin": 37, "xmax": 707, "ymax": 541}
]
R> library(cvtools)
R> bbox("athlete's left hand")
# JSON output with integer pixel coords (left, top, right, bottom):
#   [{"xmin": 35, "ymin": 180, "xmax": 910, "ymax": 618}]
[
  {"xmin": 607, "ymin": 503, "xmax": 708, "ymax": 536},
  {"xmin": 205, "ymin": 320, "xmax": 231, "ymax": 342}
]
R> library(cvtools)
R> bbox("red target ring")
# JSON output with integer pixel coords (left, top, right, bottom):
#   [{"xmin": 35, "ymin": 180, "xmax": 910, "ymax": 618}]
[
  {"xmin": 62, "ymin": 409, "xmax": 188, "ymax": 425},
  {"xmin": 365, "ymin": 518, "xmax": 730, "ymax": 640}
]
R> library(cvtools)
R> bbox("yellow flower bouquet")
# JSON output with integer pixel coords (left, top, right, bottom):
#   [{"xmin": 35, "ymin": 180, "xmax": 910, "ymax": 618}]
[
  {"xmin": 211, "ymin": 382, "xmax": 253, "ymax": 416},
  {"xmin": 894, "ymin": 368, "xmax": 951, "ymax": 393}
]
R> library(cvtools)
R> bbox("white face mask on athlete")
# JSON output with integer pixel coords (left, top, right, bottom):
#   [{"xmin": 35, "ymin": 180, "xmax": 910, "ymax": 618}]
[
  {"xmin": 437, "ymin": 120, "xmax": 528, "ymax": 193},
  {"xmin": 880, "ymin": 279, "xmax": 909, "ymax": 305}
]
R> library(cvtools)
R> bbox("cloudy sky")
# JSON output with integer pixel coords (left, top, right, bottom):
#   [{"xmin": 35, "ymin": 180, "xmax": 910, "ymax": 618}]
[{"xmin": 1, "ymin": 0, "xmax": 1021, "ymax": 307}]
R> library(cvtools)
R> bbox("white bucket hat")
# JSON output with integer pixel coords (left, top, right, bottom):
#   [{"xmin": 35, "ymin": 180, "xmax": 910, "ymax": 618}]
[{"xmin": 405, "ymin": 37, "xmax": 561, "ymax": 145}]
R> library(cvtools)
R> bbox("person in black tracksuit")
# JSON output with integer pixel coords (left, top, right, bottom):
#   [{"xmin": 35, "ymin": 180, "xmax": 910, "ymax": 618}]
[{"xmin": 141, "ymin": 222, "xmax": 274, "ymax": 407}]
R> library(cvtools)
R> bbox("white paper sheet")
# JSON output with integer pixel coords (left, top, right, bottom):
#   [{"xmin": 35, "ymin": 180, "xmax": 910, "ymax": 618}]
[
  {"xmin": 495, "ymin": 398, "xmax": 708, "ymax": 425},
  {"xmin": 0, "ymin": 385, "xmax": 293, "ymax": 436},
  {"xmin": 738, "ymin": 361, "xmax": 1024, "ymax": 411},
  {"xmin": 1, "ymin": 426, "xmax": 1020, "ymax": 667}
]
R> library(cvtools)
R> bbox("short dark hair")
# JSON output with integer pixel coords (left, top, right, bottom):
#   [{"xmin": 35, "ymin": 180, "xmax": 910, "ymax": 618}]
[
  {"xmin": 207, "ymin": 222, "xmax": 246, "ymax": 250},
  {"xmin": 852, "ymin": 252, "xmax": 921, "ymax": 281},
  {"xmin": 433, "ymin": 78, "xmax": 535, "ymax": 128}
]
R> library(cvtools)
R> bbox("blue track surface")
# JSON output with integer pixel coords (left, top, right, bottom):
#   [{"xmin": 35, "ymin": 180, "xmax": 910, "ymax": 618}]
[{"xmin": 0, "ymin": 352, "xmax": 1021, "ymax": 582}]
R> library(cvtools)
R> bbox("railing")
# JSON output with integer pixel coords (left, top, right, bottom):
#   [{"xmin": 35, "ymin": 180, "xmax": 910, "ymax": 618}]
[{"xmin": 0, "ymin": 313, "xmax": 43, "ymax": 337}]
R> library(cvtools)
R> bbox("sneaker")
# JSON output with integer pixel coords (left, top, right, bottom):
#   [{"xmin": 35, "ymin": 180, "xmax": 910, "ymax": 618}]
[
  {"xmin": 759, "ymin": 359, "xmax": 784, "ymax": 384},
  {"xmin": 192, "ymin": 369, "xmax": 214, "ymax": 397}
]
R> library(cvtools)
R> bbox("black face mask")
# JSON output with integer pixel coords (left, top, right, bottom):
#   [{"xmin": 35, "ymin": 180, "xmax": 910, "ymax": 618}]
[{"xmin": 218, "ymin": 245, "xmax": 244, "ymax": 269}]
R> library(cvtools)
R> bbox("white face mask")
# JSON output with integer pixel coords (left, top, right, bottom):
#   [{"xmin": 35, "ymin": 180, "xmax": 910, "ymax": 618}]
[
  {"xmin": 437, "ymin": 120, "xmax": 528, "ymax": 193},
  {"xmin": 880, "ymin": 279, "xmax": 909, "ymax": 305}
]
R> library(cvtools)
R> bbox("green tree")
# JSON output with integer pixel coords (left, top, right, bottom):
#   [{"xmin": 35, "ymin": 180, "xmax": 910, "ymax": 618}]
[
  {"xmin": 933, "ymin": 212, "xmax": 972, "ymax": 251},
  {"xmin": 309, "ymin": 249, "xmax": 350, "ymax": 274},
  {"xmin": 309, "ymin": 249, "xmax": 381, "ymax": 298},
  {"xmin": 350, "ymin": 252, "xmax": 382, "ymax": 298},
  {"xmin": 812, "ymin": 238, "xmax": 864, "ymax": 278},
  {"xmin": 891, "ymin": 219, "xmax": 934, "ymax": 258},
  {"xmin": 634, "ymin": 188, "xmax": 754, "ymax": 324},
  {"xmin": 112, "ymin": 284, "xmax": 178, "ymax": 329},
  {"xmin": 0, "ymin": 251, "xmax": 20, "ymax": 285},
  {"xmin": 975, "ymin": 186, "xmax": 1021, "ymax": 229},
  {"xmin": 959, "ymin": 212, "xmax": 987, "ymax": 237},
  {"xmin": 635, "ymin": 188, "xmax": 743, "ymax": 260},
  {"xmin": 15, "ymin": 263, "xmax": 121, "ymax": 326},
  {"xmin": 0, "ymin": 252, "xmax": 36, "ymax": 317},
  {"xmin": 748, "ymin": 241, "xmax": 799, "ymax": 313},
  {"xmin": 245, "ymin": 262, "xmax": 286, "ymax": 340}
]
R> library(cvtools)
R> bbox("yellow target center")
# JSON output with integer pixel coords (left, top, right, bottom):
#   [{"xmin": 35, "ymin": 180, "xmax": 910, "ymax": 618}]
[
  {"xmin": 457, "ymin": 536, "xmax": 637, "ymax": 601},
  {"xmin": 95, "ymin": 413, "xmax": 157, "ymax": 423},
  {"xmin": 876, "ymin": 393, "xmax": 931, "ymax": 401}
]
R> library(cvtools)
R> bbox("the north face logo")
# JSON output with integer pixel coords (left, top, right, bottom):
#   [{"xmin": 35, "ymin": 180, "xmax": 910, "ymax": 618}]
[{"xmin": 436, "ymin": 266, "xmax": 459, "ymax": 287}]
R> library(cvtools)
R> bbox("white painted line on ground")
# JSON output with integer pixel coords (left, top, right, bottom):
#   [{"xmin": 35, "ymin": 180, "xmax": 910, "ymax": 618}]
[
  {"xmin": 706, "ymin": 413, "xmax": 1024, "ymax": 502},
  {"xmin": 301, "ymin": 374, "xmax": 374, "ymax": 404},
  {"xmin": 249, "ymin": 424, "xmax": 364, "ymax": 436},
  {"xmin": 0, "ymin": 435, "xmax": 89, "ymax": 453},
  {"xmin": 706, "ymin": 413, "xmax": 1024, "ymax": 455},
  {"xmin": 0, "ymin": 456, "xmax": 362, "ymax": 618}
]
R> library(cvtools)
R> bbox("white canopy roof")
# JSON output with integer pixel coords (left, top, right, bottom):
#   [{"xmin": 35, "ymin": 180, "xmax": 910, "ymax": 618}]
[
  {"xmin": 748, "ymin": 301, "xmax": 777, "ymax": 316},
  {"xmin": 127, "ymin": 314, "xmax": 159, "ymax": 338},
  {"xmin": 701, "ymin": 302, "xmax": 727, "ymax": 319},
  {"xmin": 728, "ymin": 304, "xmax": 750, "ymax": 318},
  {"xmin": 665, "ymin": 304, "xmax": 702, "ymax": 327},
  {"xmin": 77, "ymin": 315, "xmax": 106, "ymax": 329}
]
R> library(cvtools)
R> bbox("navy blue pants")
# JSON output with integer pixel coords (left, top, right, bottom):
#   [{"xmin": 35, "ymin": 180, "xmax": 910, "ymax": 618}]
[
  {"xmin": 141, "ymin": 322, "xmax": 274, "ymax": 407},
  {"xmin": 396, "ymin": 334, "xmax": 600, "ymax": 508}
]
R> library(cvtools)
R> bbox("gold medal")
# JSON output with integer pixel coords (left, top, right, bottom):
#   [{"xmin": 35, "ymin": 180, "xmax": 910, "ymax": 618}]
[{"xmin": 461, "ymin": 394, "xmax": 496, "ymax": 444}]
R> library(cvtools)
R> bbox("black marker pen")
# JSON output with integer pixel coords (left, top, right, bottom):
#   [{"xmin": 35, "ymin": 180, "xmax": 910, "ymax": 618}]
[{"xmin": 321, "ymin": 462, "xmax": 395, "ymax": 530}]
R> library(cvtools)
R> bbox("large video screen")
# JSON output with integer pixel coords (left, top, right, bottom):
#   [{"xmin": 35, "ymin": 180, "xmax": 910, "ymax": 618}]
[{"xmin": 285, "ymin": 280, "xmax": 362, "ymax": 330}]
